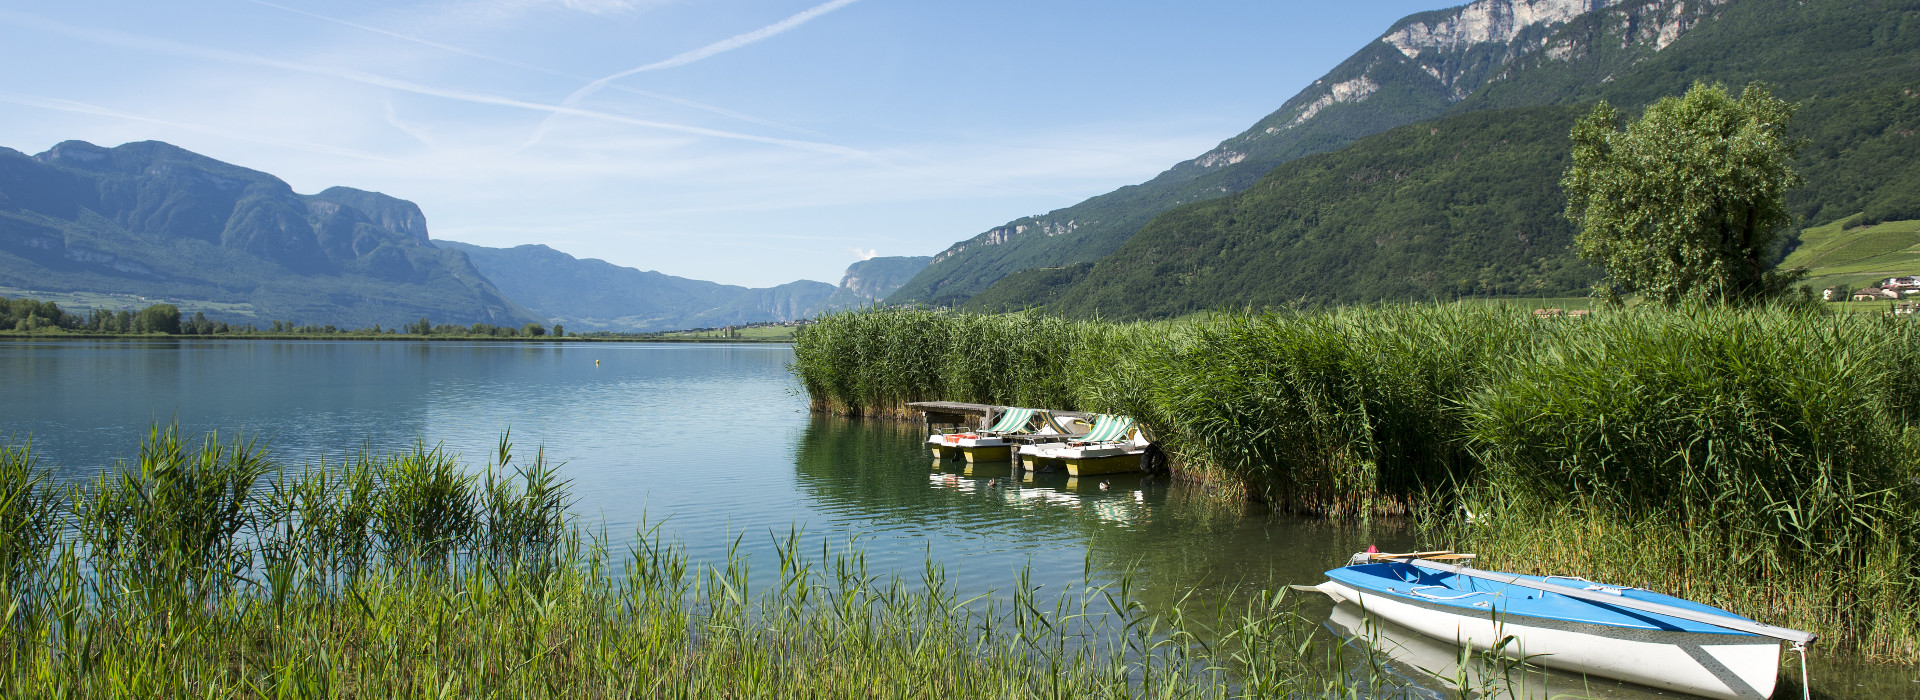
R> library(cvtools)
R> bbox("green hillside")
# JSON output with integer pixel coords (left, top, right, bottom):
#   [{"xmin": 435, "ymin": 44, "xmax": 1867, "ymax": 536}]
[
  {"xmin": 1043, "ymin": 107, "xmax": 1596, "ymax": 318},
  {"xmin": 1784, "ymin": 216, "xmax": 1920, "ymax": 294},
  {"xmin": 0, "ymin": 141, "xmax": 538, "ymax": 328},
  {"xmin": 960, "ymin": 263, "xmax": 1092, "ymax": 313},
  {"xmin": 886, "ymin": 0, "xmax": 1641, "ymax": 306},
  {"xmin": 990, "ymin": 0, "xmax": 1920, "ymax": 317}
]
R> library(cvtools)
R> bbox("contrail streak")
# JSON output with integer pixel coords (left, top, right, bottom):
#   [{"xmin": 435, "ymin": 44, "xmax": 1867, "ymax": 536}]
[
  {"xmin": 238, "ymin": 0, "xmax": 818, "ymax": 135},
  {"xmin": 523, "ymin": 0, "xmax": 860, "ymax": 148},
  {"xmin": 0, "ymin": 9, "xmax": 863, "ymax": 156}
]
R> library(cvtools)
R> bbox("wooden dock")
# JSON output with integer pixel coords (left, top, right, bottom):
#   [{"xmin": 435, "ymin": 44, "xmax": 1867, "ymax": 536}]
[{"xmin": 905, "ymin": 401, "xmax": 1091, "ymax": 429}]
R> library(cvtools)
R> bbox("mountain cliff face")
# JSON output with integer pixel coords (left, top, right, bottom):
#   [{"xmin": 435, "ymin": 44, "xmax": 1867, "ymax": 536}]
[
  {"xmin": 0, "ymin": 140, "xmax": 537, "ymax": 327},
  {"xmin": 439, "ymin": 244, "xmax": 923, "ymax": 332},
  {"xmin": 887, "ymin": 0, "xmax": 1639, "ymax": 306},
  {"xmin": 838, "ymin": 256, "xmax": 931, "ymax": 301}
]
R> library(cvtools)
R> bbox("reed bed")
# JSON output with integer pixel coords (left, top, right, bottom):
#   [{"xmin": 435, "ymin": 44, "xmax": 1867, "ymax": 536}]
[
  {"xmin": 0, "ymin": 430, "xmax": 1446, "ymax": 698},
  {"xmin": 791, "ymin": 309, "xmax": 1121, "ymax": 418},
  {"xmin": 793, "ymin": 303, "xmax": 1920, "ymax": 659},
  {"xmin": 1444, "ymin": 306, "xmax": 1920, "ymax": 660}
]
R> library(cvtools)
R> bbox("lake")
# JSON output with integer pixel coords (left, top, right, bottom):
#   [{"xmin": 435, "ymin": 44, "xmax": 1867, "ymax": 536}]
[{"xmin": 1, "ymin": 338, "xmax": 1902, "ymax": 698}]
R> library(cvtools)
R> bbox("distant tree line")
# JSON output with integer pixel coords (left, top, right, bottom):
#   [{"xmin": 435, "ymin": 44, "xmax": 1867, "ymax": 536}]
[
  {"xmin": 400, "ymin": 318, "xmax": 558, "ymax": 338},
  {"xmin": 2, "ymin": 297, "xmax": 199, "ymax": 334},
  {"xmin": 2, "ymin": 296, "xmax": 561, "ymax": 338}
]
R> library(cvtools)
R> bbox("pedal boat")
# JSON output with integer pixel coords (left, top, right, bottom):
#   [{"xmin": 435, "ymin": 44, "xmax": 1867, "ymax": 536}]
[
  {"xmin": 927, "ymin": 407, "xmax": 1047, "ymax": 462},
  {"xmin": 1315, "ymin": 552, "xmax": 1814, "ymax": 700},
  {"xmin": 1017, "ymin": 414, "xmax": 1144, "ymax": 476}
]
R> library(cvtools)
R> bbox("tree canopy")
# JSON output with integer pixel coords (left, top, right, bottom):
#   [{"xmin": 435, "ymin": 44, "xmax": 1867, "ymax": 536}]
[{"xmin": 1563, "ymin": 82, "xmax": 1807, "ymax": 305}]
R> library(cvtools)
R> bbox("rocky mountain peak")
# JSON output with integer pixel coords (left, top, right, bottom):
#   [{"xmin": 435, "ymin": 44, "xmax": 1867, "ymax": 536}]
[{"xmin": 1382, "ymin": 0, "xmax": 1616, "ymax": 59}]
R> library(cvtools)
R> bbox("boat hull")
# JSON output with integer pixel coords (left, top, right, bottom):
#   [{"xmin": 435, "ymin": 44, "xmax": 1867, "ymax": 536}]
[
  {"xmin": 1063, "ymin": 454, "xmax": 1141, "ymax": 476},
  {"xmin": 960, "ymin": 445, "xmax": 1012, "ymax": 462},
  {"xmin": 930, "ymin": 434, "xmax": 1015, "ymax": 463},
  {"xmin": 1021, "ymin": 442, "xmax": 1142, "ymax": 476},
  {"xmin": 1317, "ymin": 580, "xmax": 1779, "ymax": 700},
  {"xmin": 1019, "ymin": 453, "xmax": 1060, "ymax": 471}
]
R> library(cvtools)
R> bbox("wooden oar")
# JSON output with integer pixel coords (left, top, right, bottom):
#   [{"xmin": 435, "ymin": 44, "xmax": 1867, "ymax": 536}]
[
  {"xmin": 1369, "ymin": 551, "xmax": 1478, "ymax": 562},
  {"xmin": 1405, "ymin": 559, "xmax": 1816, "ymax": 645}
]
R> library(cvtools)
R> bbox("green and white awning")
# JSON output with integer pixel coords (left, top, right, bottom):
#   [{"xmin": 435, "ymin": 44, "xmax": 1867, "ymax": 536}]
[
  {"xmin": 1081, "ymin": 414, "xmax": 1135, "ymax": 443},
  {"xmin": 985, "ymin": 407, "xmax": 1036, "ymax": 434}
]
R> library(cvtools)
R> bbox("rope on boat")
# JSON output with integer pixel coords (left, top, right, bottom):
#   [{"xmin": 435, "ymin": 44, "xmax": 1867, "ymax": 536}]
[
  {"xmin": 1408, "ymin": 585, "xmax": 1488, "ymax": 601},
  {"xmin": 1792, "ymin": 641, "xmax": 1812, "ymax": 700}
]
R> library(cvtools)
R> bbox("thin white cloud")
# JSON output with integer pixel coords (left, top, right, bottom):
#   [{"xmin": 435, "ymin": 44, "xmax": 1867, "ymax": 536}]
[
  {"xmin": 847, "ymin": 246, "xmax": 878, "ymax": 260},
  {"xmin": 586, "ymin": 0, "xmax": 860, "ymax": 77},
  {"xmin": 524, "ymin": 0, "xmax": 860, "ymax": 147},
  {"xmin": 238, "ymin": 0, "xmax": 817, "ymax": 135},
  {"xmin": 0, "ymin": 9, "xmax": 859, "ymax": 156},
  {"xmin": 554, "ymin": 0, "xmax": 644, "ymax": 15},
  {"xmin": 0, "ymin": 92, "xmax": 399, "ymax": 163}
]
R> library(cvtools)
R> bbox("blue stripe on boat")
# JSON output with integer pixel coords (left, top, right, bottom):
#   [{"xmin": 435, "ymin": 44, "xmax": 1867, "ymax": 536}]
[{"xmin": 1325, "ymin": 562, "xmax": 1761, "ymax": 636}]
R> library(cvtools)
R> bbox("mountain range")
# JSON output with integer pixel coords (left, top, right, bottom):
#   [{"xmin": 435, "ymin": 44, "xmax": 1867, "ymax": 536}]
[
  {"xmin": 0, "ymin": 140, "xmax": 539, "ymax": 328},
  {"xmin": 0, "ymin": 139, "xmax": 927, "ymax": 331},
  {"xmin": 901, "ymin": 0, "xmax": 1920, "ymax": 317}
]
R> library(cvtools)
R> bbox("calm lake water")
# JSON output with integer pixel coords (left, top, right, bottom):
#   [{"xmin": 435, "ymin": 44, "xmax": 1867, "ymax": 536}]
[{"xmin": 1, "ymin": 338, "xmax": 1905, "ymax": 698}]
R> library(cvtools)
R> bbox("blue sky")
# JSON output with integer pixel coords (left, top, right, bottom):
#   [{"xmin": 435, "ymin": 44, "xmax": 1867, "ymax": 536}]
[{"xmin": 0, "ymin": 0, "xmax": 1459, "ymax": 287}]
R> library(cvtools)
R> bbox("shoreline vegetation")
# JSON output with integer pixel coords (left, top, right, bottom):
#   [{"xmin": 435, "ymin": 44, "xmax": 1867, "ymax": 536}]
[
  {"xmin": 0, "ymin": 430, "xmax": 1454, "ymax": 698},
  {"xmin": 791, "ymin": 305, "xmax": 1920, "ymax": 662}
]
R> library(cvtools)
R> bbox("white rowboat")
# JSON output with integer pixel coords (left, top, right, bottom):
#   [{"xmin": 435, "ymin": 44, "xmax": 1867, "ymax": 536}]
[{"xmin": 1317, "ymin": 556, "xmax": 1813, "ymax": 700}]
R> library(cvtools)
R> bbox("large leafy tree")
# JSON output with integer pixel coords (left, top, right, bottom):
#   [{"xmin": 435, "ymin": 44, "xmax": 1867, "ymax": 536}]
[{"xmin": 1563, "ymin": 82, "xmax": 1806, "ymax": 305}]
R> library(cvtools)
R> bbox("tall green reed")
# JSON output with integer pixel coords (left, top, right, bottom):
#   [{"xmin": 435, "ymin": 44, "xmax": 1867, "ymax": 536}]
[
  {"xmin": 481, "ymin": 432, "xmax": 572, "ymax": 572},
  {"xmin": 0, "ymin": 441, "xmax": 60, "ymax": 611},
  {"xmin": 1452, "ymin": 304, "xmax": 1920, "ymax": 658},
  {"xmin": 72, "ymin": 424, "xmax": 270, "ymax": 606},
  {"xmin": 372, "ymin": 441, "xmax": 477, "ymax": 566},
  {"xmin": 1131, "ymin": 306, "xmax": 1536, "ymax": 514},
  {"xmin": 792, "ymin": 309, "xmax": 1103, "ymax": 417},
  {"xmin": 0, "ymin": 434, "xmax": 1441, "ymax": 698}
]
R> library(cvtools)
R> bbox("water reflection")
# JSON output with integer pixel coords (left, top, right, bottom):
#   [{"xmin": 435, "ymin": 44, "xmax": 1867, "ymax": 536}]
[
  {"xmin": 1324, "ymin": 602, "xmax": 1676, "ymax": 699},
  {"xmin": 792, "ymin": 414, "xmax": 1413, "ymax": 620}
]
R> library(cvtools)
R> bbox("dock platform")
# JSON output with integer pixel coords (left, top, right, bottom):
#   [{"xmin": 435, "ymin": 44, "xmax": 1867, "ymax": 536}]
[{"xmin": 905, "ymin": 401, "xmax": 1091, "ymax": 429}]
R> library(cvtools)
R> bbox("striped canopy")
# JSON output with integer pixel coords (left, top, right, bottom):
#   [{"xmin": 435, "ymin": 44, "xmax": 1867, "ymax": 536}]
[
  {"xmin": 985, "ymin": 407, "xmax": 1037, "ymax": 434},
  {"xmin": 1081, "ymin": 414, "xmax": 1135, "ymax": 443}
]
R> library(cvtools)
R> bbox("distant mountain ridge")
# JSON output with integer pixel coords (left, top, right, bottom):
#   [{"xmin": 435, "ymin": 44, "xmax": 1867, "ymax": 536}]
[
  {"xmin": 0, "ymin": 140, "xmax": 538, "ymax": 327},
  {"xmin": 887, "ymin": 0, "xmax": 1638, "ymax": 306},
  {"xmin": 440, "ymin": 242, "xmax": 928, "ymax": 332}
]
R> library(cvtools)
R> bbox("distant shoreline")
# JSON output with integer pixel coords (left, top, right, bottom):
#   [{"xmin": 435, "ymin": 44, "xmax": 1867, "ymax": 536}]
[{"xmin": 0, "ymin": 332, "xmax": 793, "ymax": 344}]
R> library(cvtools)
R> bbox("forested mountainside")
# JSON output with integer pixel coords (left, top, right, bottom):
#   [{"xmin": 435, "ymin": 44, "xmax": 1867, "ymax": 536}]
[
  {"xmin": 984, "ymin": 0, "xmax": 1920, "ymax": 318},
  {"xmin": 888, "ymin": 0, "xmax": 1643, "ymax": 306},
  {"xmin": 0, "ymin": 140, "xmax": 537, "ymax": 327}
]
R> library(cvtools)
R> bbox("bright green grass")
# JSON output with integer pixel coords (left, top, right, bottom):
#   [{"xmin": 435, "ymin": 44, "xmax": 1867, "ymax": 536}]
[
  {"xmin": 1784, "ymin": 216, "xmax": 1920, "ymax": 293},
  {"xmin": 1459, "ymin": 296, "xmax": 1598, "ymax": 311}
]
